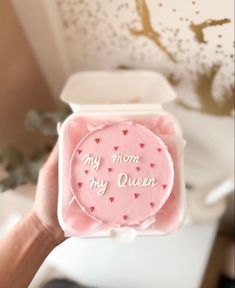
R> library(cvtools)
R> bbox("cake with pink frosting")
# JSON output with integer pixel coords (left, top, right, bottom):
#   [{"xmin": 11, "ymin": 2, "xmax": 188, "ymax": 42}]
[
  {"xmin": 59, "ymin": 114, "xmax": 185, "ymax": 238},
  {"xmin": 69, "ymin": 121, "xmax": 174, "ymax": 227}
]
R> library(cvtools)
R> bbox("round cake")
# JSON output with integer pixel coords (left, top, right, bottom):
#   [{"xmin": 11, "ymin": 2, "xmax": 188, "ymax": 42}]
[{"xmin": 69, "ymin": 121, "xmax": 174, "ymax": 227}]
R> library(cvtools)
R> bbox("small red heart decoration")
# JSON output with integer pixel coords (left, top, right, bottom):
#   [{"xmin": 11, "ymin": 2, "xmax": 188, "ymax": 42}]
[
  {"xmin": 108, "ymin": 168, "xmax": 113, "ymax": 172},
  {"xmin": 123, "ymin": 129, "xmax": 128, "ymax": 135},
  {"xmin": 77, "ymin": 182, "xmax": 83, "ymax": 188},
  {"xmin": 150, "ymin": 163, "xmax": 155, "ymax": 168},
  {"xmin": 84, "ymin": 170, "xmax": 89, "ymax": 174},
  {"xmin": 162, "ymin": 184, "xmax": 167, "ymax": 189},
  {"xmin": 77, "ymin": 149, "xmax": 82, "ymax": 154},
  {"xmin": 95, "ymin": 138, "xmax": 101, "ymax": 143},
  {"xmin": 136, "ymin": 167, "xmax": 140, "ymax": 172},
  {"xmin": 150, "ymin": 202, "xmax": 155, "ymax": 208},
  {"xmin": 139, "ymin": 143, "xmax": 145, "ymax": 148},
  {"xmin": 109, "ymin": 197, "xmax": 114, "ymax": 202},
  {"xmin": 90, "ymin": 206, "xmax": 95, "ymax": 212},
  {"xmin": 157, "ymin": 148, "xmax": 162, "ymax": 152},
  {"xmin": 134, "ymin": 193, "xmax": 139, "ymax": 199},
  {"xmin": 123, "ymin": 215, "xmax": 128, "ymax": 220},
  {"xmin": 114, "ymin": 146, "xmax": 119, "ymax": 151}
]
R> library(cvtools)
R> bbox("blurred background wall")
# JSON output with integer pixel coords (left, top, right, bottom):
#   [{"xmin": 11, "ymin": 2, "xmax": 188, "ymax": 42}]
[{"xmin": 0, "ymin": 0, "xmax": 55, "ymax": 156}]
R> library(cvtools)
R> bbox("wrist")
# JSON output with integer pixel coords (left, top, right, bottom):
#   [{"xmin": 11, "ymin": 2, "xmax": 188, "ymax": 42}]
[{"xmin": 28, "ymin": 211, "xmax": 65, "ymax": 247}]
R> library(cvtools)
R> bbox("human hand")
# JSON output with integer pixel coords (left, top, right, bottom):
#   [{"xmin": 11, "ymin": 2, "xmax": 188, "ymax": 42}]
[
  {"xmin": 32, "ymin": 142, "xmax": 65, "ymax": 245},
  {"xmin": 0, "ymin": 143, "xmax": 66, "ymax": 288}
]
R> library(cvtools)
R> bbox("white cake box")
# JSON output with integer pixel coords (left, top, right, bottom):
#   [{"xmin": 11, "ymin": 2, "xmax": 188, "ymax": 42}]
[{"xmin": 58, "ymin": 71, "xmax": 186, "ymax": 241}]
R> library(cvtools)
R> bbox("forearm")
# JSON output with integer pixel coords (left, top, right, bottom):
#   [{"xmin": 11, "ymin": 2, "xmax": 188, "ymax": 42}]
[{"xmin": 0, "ymin": 212, "xmax": 59, "ymax": 288}]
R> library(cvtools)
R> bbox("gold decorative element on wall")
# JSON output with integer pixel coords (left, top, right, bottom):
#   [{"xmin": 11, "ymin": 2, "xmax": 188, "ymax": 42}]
[
  {"xmin": 167, "ymin": 73, "xmax": 181, "ymax": 86},
  {"xmin": 56, "ymin": 0, "xmax": 234, "ymax": 117},
  {"xmin": 178, "ymin": 64, "xmax": 234, "ymax": 116},
  {"xmin": 130, "ymin": 0, "xmax": 176, "ymax": 62},
  {"xmin": 117, "ymin": 65, "xmax": 133, "ymax": 70},
  {"xmin": 190, "ymin": 18, "xmax": 231, "ymax": 43}
]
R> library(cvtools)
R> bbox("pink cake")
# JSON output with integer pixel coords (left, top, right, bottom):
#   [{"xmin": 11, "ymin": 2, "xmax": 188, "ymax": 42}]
[
  {"xmin": 69, "ymin": 121, "xmax": 174, "ymax": 227},
  {"xmin": 59, "ymin": 114, "xmax": 185, "ymax": 237}
]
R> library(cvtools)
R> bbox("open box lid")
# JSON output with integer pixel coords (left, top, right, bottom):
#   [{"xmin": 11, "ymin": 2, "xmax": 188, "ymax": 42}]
[{"xmin": 61, "ymin": 71, "xmax": 177, "ymax": 113}]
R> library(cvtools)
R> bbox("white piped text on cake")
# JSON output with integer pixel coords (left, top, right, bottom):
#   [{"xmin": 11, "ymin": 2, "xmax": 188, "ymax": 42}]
[
  {"xmin": 81, "ymin": 153, "xmax": 101, "ymax": 171},
  {"xmin": 118, "ymin": 173, "xmax": 158, "ymax": 188},
  {"xmin": 82, "ymin": 152, "xmax": 159, "ymax": 196},
  {"xmin": 87, "ymin": 177, "xmax": 108, "ymax": 196},
  {"xmin": 86, "ymin": 173, "xmax": 158, "ymax": 196},
  {"xmin": 112, "ymin": 154, "xmax": 141, "ymax": 163}
]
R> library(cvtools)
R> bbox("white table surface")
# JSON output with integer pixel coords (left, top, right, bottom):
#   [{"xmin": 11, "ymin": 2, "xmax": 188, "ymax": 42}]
[
  {"xmin": 0, "ymin": 187, "xmax": 218, "ymax": 288},
  {"xmin": 45, "ymin": 221, "xmax": 218, "ymax": 288}
]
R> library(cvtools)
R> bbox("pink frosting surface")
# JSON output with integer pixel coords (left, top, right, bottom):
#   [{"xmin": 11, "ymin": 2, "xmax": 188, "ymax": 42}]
[
  {"xmin": 69, "ymin": 122, "xmax": 174, "ymax": 227},
  {"xmin": 59, "ymin": 114, "xmax": 185, "ymax": 236}
]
